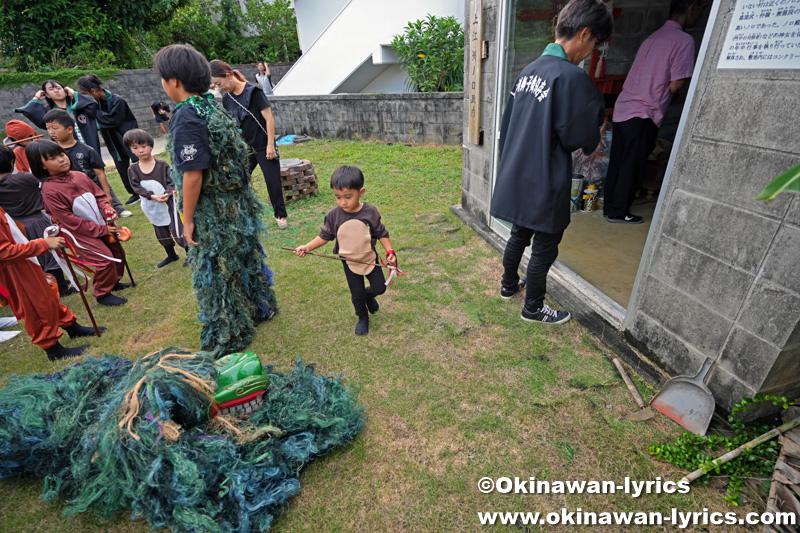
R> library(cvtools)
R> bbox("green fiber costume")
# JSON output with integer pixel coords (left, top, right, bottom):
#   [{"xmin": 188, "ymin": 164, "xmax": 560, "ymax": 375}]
[{"xmin": 169, "ymin": 94, "xmax": 278, "ymax": 357}]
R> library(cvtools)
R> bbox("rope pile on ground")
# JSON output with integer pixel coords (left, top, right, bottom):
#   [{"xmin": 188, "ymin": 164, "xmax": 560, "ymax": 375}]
[{"xmin": 0, "ymin": 349, "xmax": 365, "ymax": 532}]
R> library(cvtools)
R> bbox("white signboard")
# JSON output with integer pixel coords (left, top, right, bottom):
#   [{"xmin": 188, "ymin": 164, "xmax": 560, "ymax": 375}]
[{"xmin": 717, "ymin": 0, "xmax": 800, "ymax": 69}]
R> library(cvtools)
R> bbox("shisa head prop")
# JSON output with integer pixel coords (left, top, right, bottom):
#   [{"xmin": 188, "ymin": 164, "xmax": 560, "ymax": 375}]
[{"xmin": 212, "ymin": 351, "xmax": 269, "ymax": 417}]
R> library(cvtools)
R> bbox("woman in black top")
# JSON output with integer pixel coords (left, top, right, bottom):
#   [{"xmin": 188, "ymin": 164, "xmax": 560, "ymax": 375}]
[
  {"xmin": 14, "ymin": 79, "xmax": 100, "ymax": 152},
  {"xmin": 75, "ymin": 74, "xmax": 140, "ymax": 204},
  {"xmin": 209, "ymin": 60, "xmax": 287, "ymax": 229}
]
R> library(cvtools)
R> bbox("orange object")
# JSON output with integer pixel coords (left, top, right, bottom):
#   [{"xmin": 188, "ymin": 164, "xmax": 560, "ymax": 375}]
[
  {"xmin": 116, "ymin": 226, "xmax": 131, "ymax": 242},
  {"xmin": 44, "ymin": 273, "xmax": 60, "ymax": 300}
]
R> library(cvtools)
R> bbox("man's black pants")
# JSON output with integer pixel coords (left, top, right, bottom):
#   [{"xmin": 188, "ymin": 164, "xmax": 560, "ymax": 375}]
[
  {"xmin": 603, "ymin": 117, "xmax": 659, "ymax": 218},
  {"xmin": 342, "ymin": 253, "xmax": 386, "ymax": 318},
  {"xmin": 502, "ymin": 225, "xmax": 563, "ymax": 311}
]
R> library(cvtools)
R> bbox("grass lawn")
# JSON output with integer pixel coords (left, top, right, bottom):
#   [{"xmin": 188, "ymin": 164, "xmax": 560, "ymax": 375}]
[{"xmin": 0, "ymin": 139, "xmax": 765, "ymax": 531}]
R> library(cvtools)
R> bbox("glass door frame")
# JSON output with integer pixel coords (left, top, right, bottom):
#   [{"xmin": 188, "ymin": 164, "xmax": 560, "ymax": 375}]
[{"xmin": 487, "ymin": 0, "xmax": 723, "ymax": 329}]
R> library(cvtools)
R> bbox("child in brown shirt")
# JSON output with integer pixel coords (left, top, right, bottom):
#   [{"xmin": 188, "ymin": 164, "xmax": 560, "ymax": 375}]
[{"xmin": 295, "ymin": 165, "xmax": 397, "ymax": 335}]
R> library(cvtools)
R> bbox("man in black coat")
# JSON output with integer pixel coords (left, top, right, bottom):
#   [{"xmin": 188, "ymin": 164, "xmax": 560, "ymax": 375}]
[{"xmin": 490, "ymin": 0, "xmax": 613, "ymax": 324}]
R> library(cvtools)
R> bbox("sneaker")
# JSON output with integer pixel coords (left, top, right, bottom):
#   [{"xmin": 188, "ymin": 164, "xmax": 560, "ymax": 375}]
[
  {"xmin": 501, "ymin": 276, "xmax": 527, "ymax": 300},
  {"xmin": 521, "ymin": 303, "xmax": 571, "ymax": 325},
  {"xmin": 118, "ymin": 210, "xmax": 133, "ymax": 218},
  {"xmin": 605, "ymin": 214, "xmax": 643, "ymax": 224},
  {"xmin": 96, "ymin": 293, "xmax": 127, "ymax": 306},
  {"xmin": 125, "ymin": 195, "xmax": 140, "ymax": 205}
]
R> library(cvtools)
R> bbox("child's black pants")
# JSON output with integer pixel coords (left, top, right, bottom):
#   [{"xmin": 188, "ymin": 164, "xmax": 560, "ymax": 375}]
[{"xmin": 342, "ymin": 253, "xmax": 386, "ymax": 318}]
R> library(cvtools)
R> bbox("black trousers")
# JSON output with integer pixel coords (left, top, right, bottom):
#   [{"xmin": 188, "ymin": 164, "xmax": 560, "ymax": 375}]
[
  {"xmin": 108, "ymin": 135, "xmax": 137, "ymax": 195},
  {"xmin": 342, "ymin": 254, "xmax": 386, "ymax": 318},
  {"xmin": 502, "ymin": 224, "xmax": 564, "ymax": 311},
  {"xmin": 248, "ymin": 150, "xmax": 288, "ymax": 219},
  {"xmin": 603, "ymin": 117, "xmax": 659, "ymax": 218}
]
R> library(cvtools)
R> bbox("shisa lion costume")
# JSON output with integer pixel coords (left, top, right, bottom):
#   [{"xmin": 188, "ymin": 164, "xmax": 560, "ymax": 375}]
[
  {"xmin": 0, "ymin": 349, "xmax": 365, "ymax": 532},
  {"xmin": 169, "ymin": 94, "xmax": 279, "ymax": 357}
]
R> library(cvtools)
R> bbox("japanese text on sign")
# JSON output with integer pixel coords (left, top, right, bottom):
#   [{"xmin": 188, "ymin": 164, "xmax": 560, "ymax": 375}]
[{"xmin": 718, "ymin": 0, "xmax": 800, "ymax": 69}]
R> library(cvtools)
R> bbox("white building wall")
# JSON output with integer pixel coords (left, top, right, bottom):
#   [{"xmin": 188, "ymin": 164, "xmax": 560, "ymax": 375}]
[
  {"xmin": 277, "ymin": 0, "xmax": 463, "ymax": 95},
  {"xmin": 293, "ymin": 0, "xmax": 350, "ymax": 52}
]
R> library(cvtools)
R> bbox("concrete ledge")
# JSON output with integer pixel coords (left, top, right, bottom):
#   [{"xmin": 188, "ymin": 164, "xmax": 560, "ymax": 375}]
[{"xmin": 450, "ymin": 204, "xmax": 671, "ymax": 386}]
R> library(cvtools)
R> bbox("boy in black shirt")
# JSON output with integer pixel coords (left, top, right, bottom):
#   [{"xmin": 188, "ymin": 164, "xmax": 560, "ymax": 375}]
[
  {"xmin": 295, "ymin": 165, "xmax": 397, "ymax": 335},
  {"xmin": 43, "ymin": 109, "xmax": 131, "ymax": 218}
]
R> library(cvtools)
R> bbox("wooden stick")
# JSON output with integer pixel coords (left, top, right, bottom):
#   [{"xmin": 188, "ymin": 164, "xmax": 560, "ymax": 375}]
[
  {"xmin": 5, "ymin": 134, "xmax": 43, "ymax": 146},
  {"xmin": 680, "ymin": 417, "xmax": 800, "ymax": 484},
  {"xmin": 281, "ymin": 246, "xmax": 388, "ymax": 269},
  {"xmin": 60, "ymin": 246, "xmax": 101, "ymax": 337},
  {"xmin": 612, "ymin": 357, "xmax": 646, "ymax": 409}
]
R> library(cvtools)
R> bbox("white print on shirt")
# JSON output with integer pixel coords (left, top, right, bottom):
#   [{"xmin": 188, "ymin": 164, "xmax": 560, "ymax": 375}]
[
  {"xmin": 77, "ymin": 114, "xmax": 87, "ymax": 124},
  {"xmin": 180, "ymin": 144, "xmax": 197, "ymax": 162},
  {"xmin": 512, "ymin": 75, "xmax": 550, "ymax": 102}
]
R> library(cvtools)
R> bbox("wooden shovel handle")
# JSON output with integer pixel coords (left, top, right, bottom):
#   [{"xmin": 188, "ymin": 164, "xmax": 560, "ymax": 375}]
[{"xmin": 612, "ymin": 357, "xmax": 646, "ymax": 409}]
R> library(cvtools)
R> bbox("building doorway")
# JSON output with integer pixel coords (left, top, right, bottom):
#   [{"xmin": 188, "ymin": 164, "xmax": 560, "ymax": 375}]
[{"xmin": 489, "ymin": 0, "xmax": 711, "ymax": 310}]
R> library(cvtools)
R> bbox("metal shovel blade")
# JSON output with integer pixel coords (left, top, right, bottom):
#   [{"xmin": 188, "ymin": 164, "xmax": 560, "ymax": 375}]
[{"xmin": 650, "ymin": 358, "xmax": 715, "ymax": 435}]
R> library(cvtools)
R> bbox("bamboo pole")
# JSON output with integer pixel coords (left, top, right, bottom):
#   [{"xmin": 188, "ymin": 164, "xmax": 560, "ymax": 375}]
[{"xmin": 680, "ymin": 417, "xmax": 800, "ymax": 484}]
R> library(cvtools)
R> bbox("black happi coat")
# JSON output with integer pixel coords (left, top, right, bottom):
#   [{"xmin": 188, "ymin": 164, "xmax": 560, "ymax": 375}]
[
  {"xmin": 96, "ymin": 90, "xmax": 139, "ymax": 163},
  {"xmin": 14, "ymin": 93, "xmax": 101, "ymax": 153},
  {"xmin": 490, "ymin": 49, "xmax": 605, "ymax": 234}
]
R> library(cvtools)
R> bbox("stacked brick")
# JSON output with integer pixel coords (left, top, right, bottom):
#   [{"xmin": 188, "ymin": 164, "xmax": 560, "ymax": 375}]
[{"xmin": 280, "ymin": 160, "xmax": 318, "ymax": 203}]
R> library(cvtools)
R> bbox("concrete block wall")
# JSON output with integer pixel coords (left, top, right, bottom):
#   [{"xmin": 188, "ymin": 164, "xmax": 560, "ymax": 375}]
[
  {"xmin": 461, "ymin": 0, "xmax": 499, "ymax": 225},
  {"xmin": 627, "ymin": 0, "xmax": 800, "ymax": 410},
  {"xmin": 0, "ymin": 63, "xmax": 293, "ymax": 140},
  {"xmin": 268, "ymin": 92, "xmax": 463, "ymax": 145}
]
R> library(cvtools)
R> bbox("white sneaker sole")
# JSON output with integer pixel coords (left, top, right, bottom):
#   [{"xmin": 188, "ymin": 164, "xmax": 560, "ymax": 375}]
[{"xmin": 520, "ymin": 313, "xmax": 571, "ymax": 325}]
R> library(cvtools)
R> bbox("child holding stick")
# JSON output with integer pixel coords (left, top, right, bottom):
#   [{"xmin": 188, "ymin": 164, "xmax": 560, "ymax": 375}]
[
  {"xmin": 26, "ymin": 140, "xmax": 129, "ymax": 307},
  {"xmin": 294, "ymin": 165, "xmax": 397, "ymax": 335},
  {"xmin": 0, "ymin": 205, "xmax": 105, "ymax": 361}
]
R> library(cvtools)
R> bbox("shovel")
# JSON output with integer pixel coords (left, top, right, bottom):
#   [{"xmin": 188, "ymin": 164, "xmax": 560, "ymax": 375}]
[
  {"xmin": 650, "ymin": 358, "xmax": 715, "ymax": 436},
  {"xmin": 611, "ymin": 358, "xmax": 655, "ymax": 421}
]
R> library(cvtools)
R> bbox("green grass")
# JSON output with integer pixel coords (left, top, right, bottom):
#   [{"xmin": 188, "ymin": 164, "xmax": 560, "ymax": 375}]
[{"xmin": 0, "ymin": 140, "xmax": 765, "ymax": 531}]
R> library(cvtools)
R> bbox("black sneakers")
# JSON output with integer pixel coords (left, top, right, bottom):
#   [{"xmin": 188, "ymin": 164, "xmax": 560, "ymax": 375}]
[
  {"xmin": 521, "ymin": 304, "xmax": 571, "ymax": 324},
  {"xmin": 501, "ymin": 276, "xmax": 527, "ymax": 299},
  {"xmin": 112, "ymin": 281, "xmax": 133, "ymax": 291},
  {"xmin": 605, "ymin": 214, "xmax": 643, "ymax": 224}
]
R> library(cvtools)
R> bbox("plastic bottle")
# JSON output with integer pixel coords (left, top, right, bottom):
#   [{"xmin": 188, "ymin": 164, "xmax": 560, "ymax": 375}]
[{"xmin": 582, "ymin": 184, "xmax": 598, "ymax": 212}]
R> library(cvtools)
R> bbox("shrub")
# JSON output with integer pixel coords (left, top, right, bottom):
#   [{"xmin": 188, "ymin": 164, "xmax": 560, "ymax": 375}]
[{"xmin": 390, "ymin": 14, "xmax": 464, "ymax": 92}]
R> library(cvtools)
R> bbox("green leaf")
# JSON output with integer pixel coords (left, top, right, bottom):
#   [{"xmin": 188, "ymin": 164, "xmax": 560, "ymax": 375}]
[{"xmin": 755, "ymin": 162, "xmax": 800, "ymax": 202}]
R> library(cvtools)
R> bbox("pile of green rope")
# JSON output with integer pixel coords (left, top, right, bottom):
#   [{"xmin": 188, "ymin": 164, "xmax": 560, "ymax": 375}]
[{"xmin": 0, "ymin": 349, "xmax": 365, "ymax": 532}]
